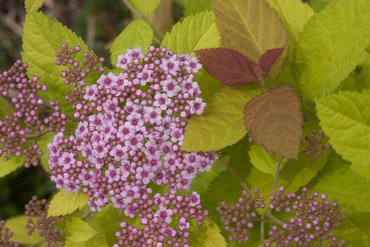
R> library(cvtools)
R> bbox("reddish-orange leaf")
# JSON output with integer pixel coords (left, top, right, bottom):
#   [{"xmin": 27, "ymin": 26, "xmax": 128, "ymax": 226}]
[
  {"xmin": 256, "ymin": 48, "xmax": 285, "ymax": 79},
  {"xmin": 244, "ymin": 85, "xmax": 303, "ymax": 159},
  {"xmin": 195, "ymin": 48, "xmax": 258, "ymax": 86}
]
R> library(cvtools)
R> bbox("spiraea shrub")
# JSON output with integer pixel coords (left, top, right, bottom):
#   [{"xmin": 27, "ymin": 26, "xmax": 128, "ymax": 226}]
[{"xmin": 1, "ymin": 0, "xmax": 370, "ymax": 246}]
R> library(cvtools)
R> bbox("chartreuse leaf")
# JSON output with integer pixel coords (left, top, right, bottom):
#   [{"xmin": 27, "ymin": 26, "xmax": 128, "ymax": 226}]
[
  {"xmin": 0, "ymin": 96, "xmax": 14, "ymax": 116},
  {"xmin": 189, "ymin": 219, "xmax": 227, "ymax": 247},
  {"xmin": 162, "ymin": 11, "xmax": 220, "ymax": 54},
  {"xmin": 248, "ymin": 152, "xmax": 328, "ymax": 198},
  {"xmin": 110, "ymin": 19, "xmax": 153, "ymax": 65},
  {"xmin": 266, "ymin": 0, "xmax": 314, "ymax": 43},
  {"xmin": 190, "ymin": 159, "xmax": 227, "ymax": 195},
  {"xmin": 244, "ymin": 85, "xmax": 304, "ymax": 159},
  {"xmin": 248, "ymin": 144, "xmax": 286, "ymax": 175},
  {"xmin": 183, "ymin": 0, "xmax": 212, "ymax": 17},
  {"xmin": 48, "ymin": 190, "xmax": 88, "ymax": 217},
  {"xmin": 37, "ymin": 132, "xmax": 55, "ymax": 173},
  {"xmin": 0, "ymin": 156, "xmax": 24, "ymax": 178},
  {"xmin": 309, "ymin": 156, "xmax": 370, "ymax": 213},
  {"xmin": 90, "ymin": 205, "xmax": 122, "ymax": 246},
  {"xmin": 63, "ymin": 217, "xmax": 98, "ymax": 243},
  {"xmin": 334, "ymin": 213, "xmax": 370, "ymax": 246},
  {"xmin": 5, "ymin": 215, "xmax": 43, "ymax": 244},
  {"xmin": 128, "ymin": 0, "xmax": 161, "ymax": 16},
  {"xmin": 295, "ymin": 0, "xmax": 370, "ymax": 100},
  {"xmin": 183, "ymin": 84, "xmax": 264, "ymax": 152},
  {"xmin": 22, "ymin": 12, "xmax": 89, "ymax": 110},
  {"xmin": 25, "ymin": 0, "xmax": 44, "ymax": 13},
  {"xmin": 316, "ymin": 91, "xmax": 370, "ymax": 179},
  {"xmin": 214, "ymin": 0, "xmax": 288, "ymax": 77}
]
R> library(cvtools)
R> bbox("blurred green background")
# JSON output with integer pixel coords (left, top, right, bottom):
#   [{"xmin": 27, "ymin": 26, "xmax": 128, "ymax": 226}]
[{"xmin": 0, "ymin": 0, "xmax": 329, "ymax": 219}]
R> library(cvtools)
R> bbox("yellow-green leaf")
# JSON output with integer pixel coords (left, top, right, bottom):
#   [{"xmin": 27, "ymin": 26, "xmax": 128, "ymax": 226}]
[
  {"xmin": 0, "ymin": 156, "xmax": 24, "ymax": 178},
  {"xmin": 316, "ymin": 90, "xmax": 370, "ymax": 179},
  {"xmin": 162, "ymin": 11, "xmax": 220, "ymax": 54},
  {"xmin": 5, "ymin": 215, "xmax": 43, "ymax": 245},
  {"xmin": 22, "ymin": 12, "xmax": 89, "ymax": 111},
  {"xmin": 295, "ymin": 0, "xmax": 370, "ymax": 100},
  {"xmin": 128, "ymin": 0, "xmax": 161, "ymax": 16},
  {"xmin": 25, "ymin": 0, "xmax": 44, "ymax": 13},
  {"xmin": 214, "ymin": 0, "xmax": 288, "ymax": 76},
  {"xmin": 183, "ymin": 84, "xmax": 264, "ymax": 152},
  {"xmin": 248, "ymin": 144, "xmax": 286, "ymax": 175},
  {"xmin": 37, "ymin": 132, "xmax": 55, "ymax": 173},
  {"xmin": 110, "ymin": 19, "xmax": 153, "ymax": 65},
  {"xmin": 266, "ymin": 0, "xmax": 314, "ymax": 43},
  {"xmin": 189, "ymin": 219, "xmax": 227, "ymax": 247},
  {"xmin": 48, "ymin": 190, "xmax": 88, "ymax": 217},
  {"xmin": 309, "ymin": 157, "xmax": 370, "ymax": 213},
  {"xmin": 64, "ymin": 217, "xmax": 98, "ymax": 243},
  {"xmin": 0, "ymin": 96, "xmax": 15, "ymax": 117}
]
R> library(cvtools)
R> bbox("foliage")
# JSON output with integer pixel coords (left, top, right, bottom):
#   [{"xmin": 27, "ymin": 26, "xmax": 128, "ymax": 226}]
[{"xmin": 1, "ymin": 0, "xmax": 370, "ymax": 246}]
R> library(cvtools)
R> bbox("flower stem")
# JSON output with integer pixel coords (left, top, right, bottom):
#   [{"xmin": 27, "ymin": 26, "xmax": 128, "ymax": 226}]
[
  {"xmin": 272, "ymin": 157, "xmax": 283, "ymax": 193},
  {"xmin": 260, "ymin": 215, "xmax": 265, "ymax": 247}
]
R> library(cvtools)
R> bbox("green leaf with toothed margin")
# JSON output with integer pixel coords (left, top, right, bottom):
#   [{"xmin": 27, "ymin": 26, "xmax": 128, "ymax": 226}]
[
  {"xmin": 48, "ymin": 190, "xmax": 88, "ymax": 217},
  {"xmin": 183, "ymin": 84, "xmax": 264, "ymax": 152},
  {"xmin": 295, "ymin": 0, "xmax": 370, "ymax": 100},
  {"xmin": 22, "ymin": 12, "xmax": 89, "ymax": 112},
  {"xmin": 110, "ymin": 19, "xmax": 153, "ymax": 66},
  {"xmin": 162, "ymin": 11, "xmax": 221, "ymax": 54}
]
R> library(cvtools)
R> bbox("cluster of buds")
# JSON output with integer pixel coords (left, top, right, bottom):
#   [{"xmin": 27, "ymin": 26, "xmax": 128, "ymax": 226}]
[
  {"xmin": 114, "ymin": 188, "xmax": 207, "ymax": 246},
  {"xmin": 266, "ymin": 187, "xmax": 345, "ymax": 247},
  {"xmin": 0, "ymin": 220, "xmax": 19, "ymax": 247},
  {"xmin": 24, "ymin": 196, "xmax": 65, "ymax": 247},
  {"xmin": 218, "ymin": 187, "xmax": 345, "ymax": 246},
  {"xmin": 217, "ymin": 189, "xmax": 265, "ymax": 244},
  {"xmin": 56, "ymin": 43, "xmax": 105, "ymax": 104},
  {"xmin": 0, "ymin": 60, "xmax": 67, "ymax": 167},
  {"xmin": 48, "ymin": 46, "xmax": 217, "ymax": 212},
  {"xmin": 304, "ymin": 129, "xmax": 331, "ymax": 160}
]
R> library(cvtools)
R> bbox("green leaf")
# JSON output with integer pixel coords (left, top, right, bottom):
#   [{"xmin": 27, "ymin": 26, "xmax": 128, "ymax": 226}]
[
  {"xmin": 189, "ymin": 219, "xmax": 227, "ymax": 247},
  {"xmin": 5, "ymin": 215, "xmax": 43, "ymax": 245},
  {"xmin": 214, "ymin": 0, "xmax": 288, "ymax": 77},
  {"xmin": 0, "ymin": 96, "xmax": 15, "ymax": 116},
  {"xmin": 110, "ymin": 19, "xmax": 153, "ymax": 65},
  {"xmin": 48, "ymin": 190, "xmax": 88, "ymax": 217},
  {"xmin": 334, "ymin": 213, "xmax": 370, "ymax": 246},
  {"xmin": 248, "ymin": 144, "xmax": 283, "ymax": 175},
  {"xmin": 183, "ymin": 0, "xmax": 212, "ymax": 17},
  {"xmin": 64, "ymin": 217, "xmax": 98, "ymax": 243},
  {"xmin": 190, "ymin": 159, "xmax": 227, "ymax": 195},
  {"xmin": 316, "ymin": 91, "xmax": 370, "ymax": 179},
  {"xmin": 22, "ymin": 12, "xmax": 89, "ymax": 111},
  {"xmin": 37, "ymin": 132, "xmax": 55, "ymax": 173},
  {"xmin": 183, "ymin": 84, "xmax": 264, "ymax": 151},
  {"xmin": 128, "ymin": 0, "xmax": 161, "ymax": 16},
  {"xmin": 295, "ymin": 0, "xmax": 370, "ymax": 100},
  {"xmin": 162, "ymin": 11, "xmax": 221, "ymax": 54},
  {"xmin": 25, "ymin": 0, "xmax": 44, "ymax": 13},
  {"xmin": 248, "ymin": 152, "xmax": 328, "ymax": 198},
  {"xmin": 90, "ymin": 205, "xmax": 122, "ymax": 246},
  {"xmin": 266, "ymin": 0, "xmax": 314, "ymax": 43},
  {"xmin": 0, "ymin": 156, "xmax": 24, "ymax": 178},
  {"xmin": 309, "ymin": 158, "xmax": 370, "ymax": 213}
]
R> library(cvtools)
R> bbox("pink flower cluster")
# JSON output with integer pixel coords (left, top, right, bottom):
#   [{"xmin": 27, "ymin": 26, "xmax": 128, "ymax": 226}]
[
  {"xmin": 114, "ymin": 189, "xmax": 207, "ymax": 246},
  {"xmin": 48, "ymin": 46, "xmax": 217, "ymax": 211}
]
